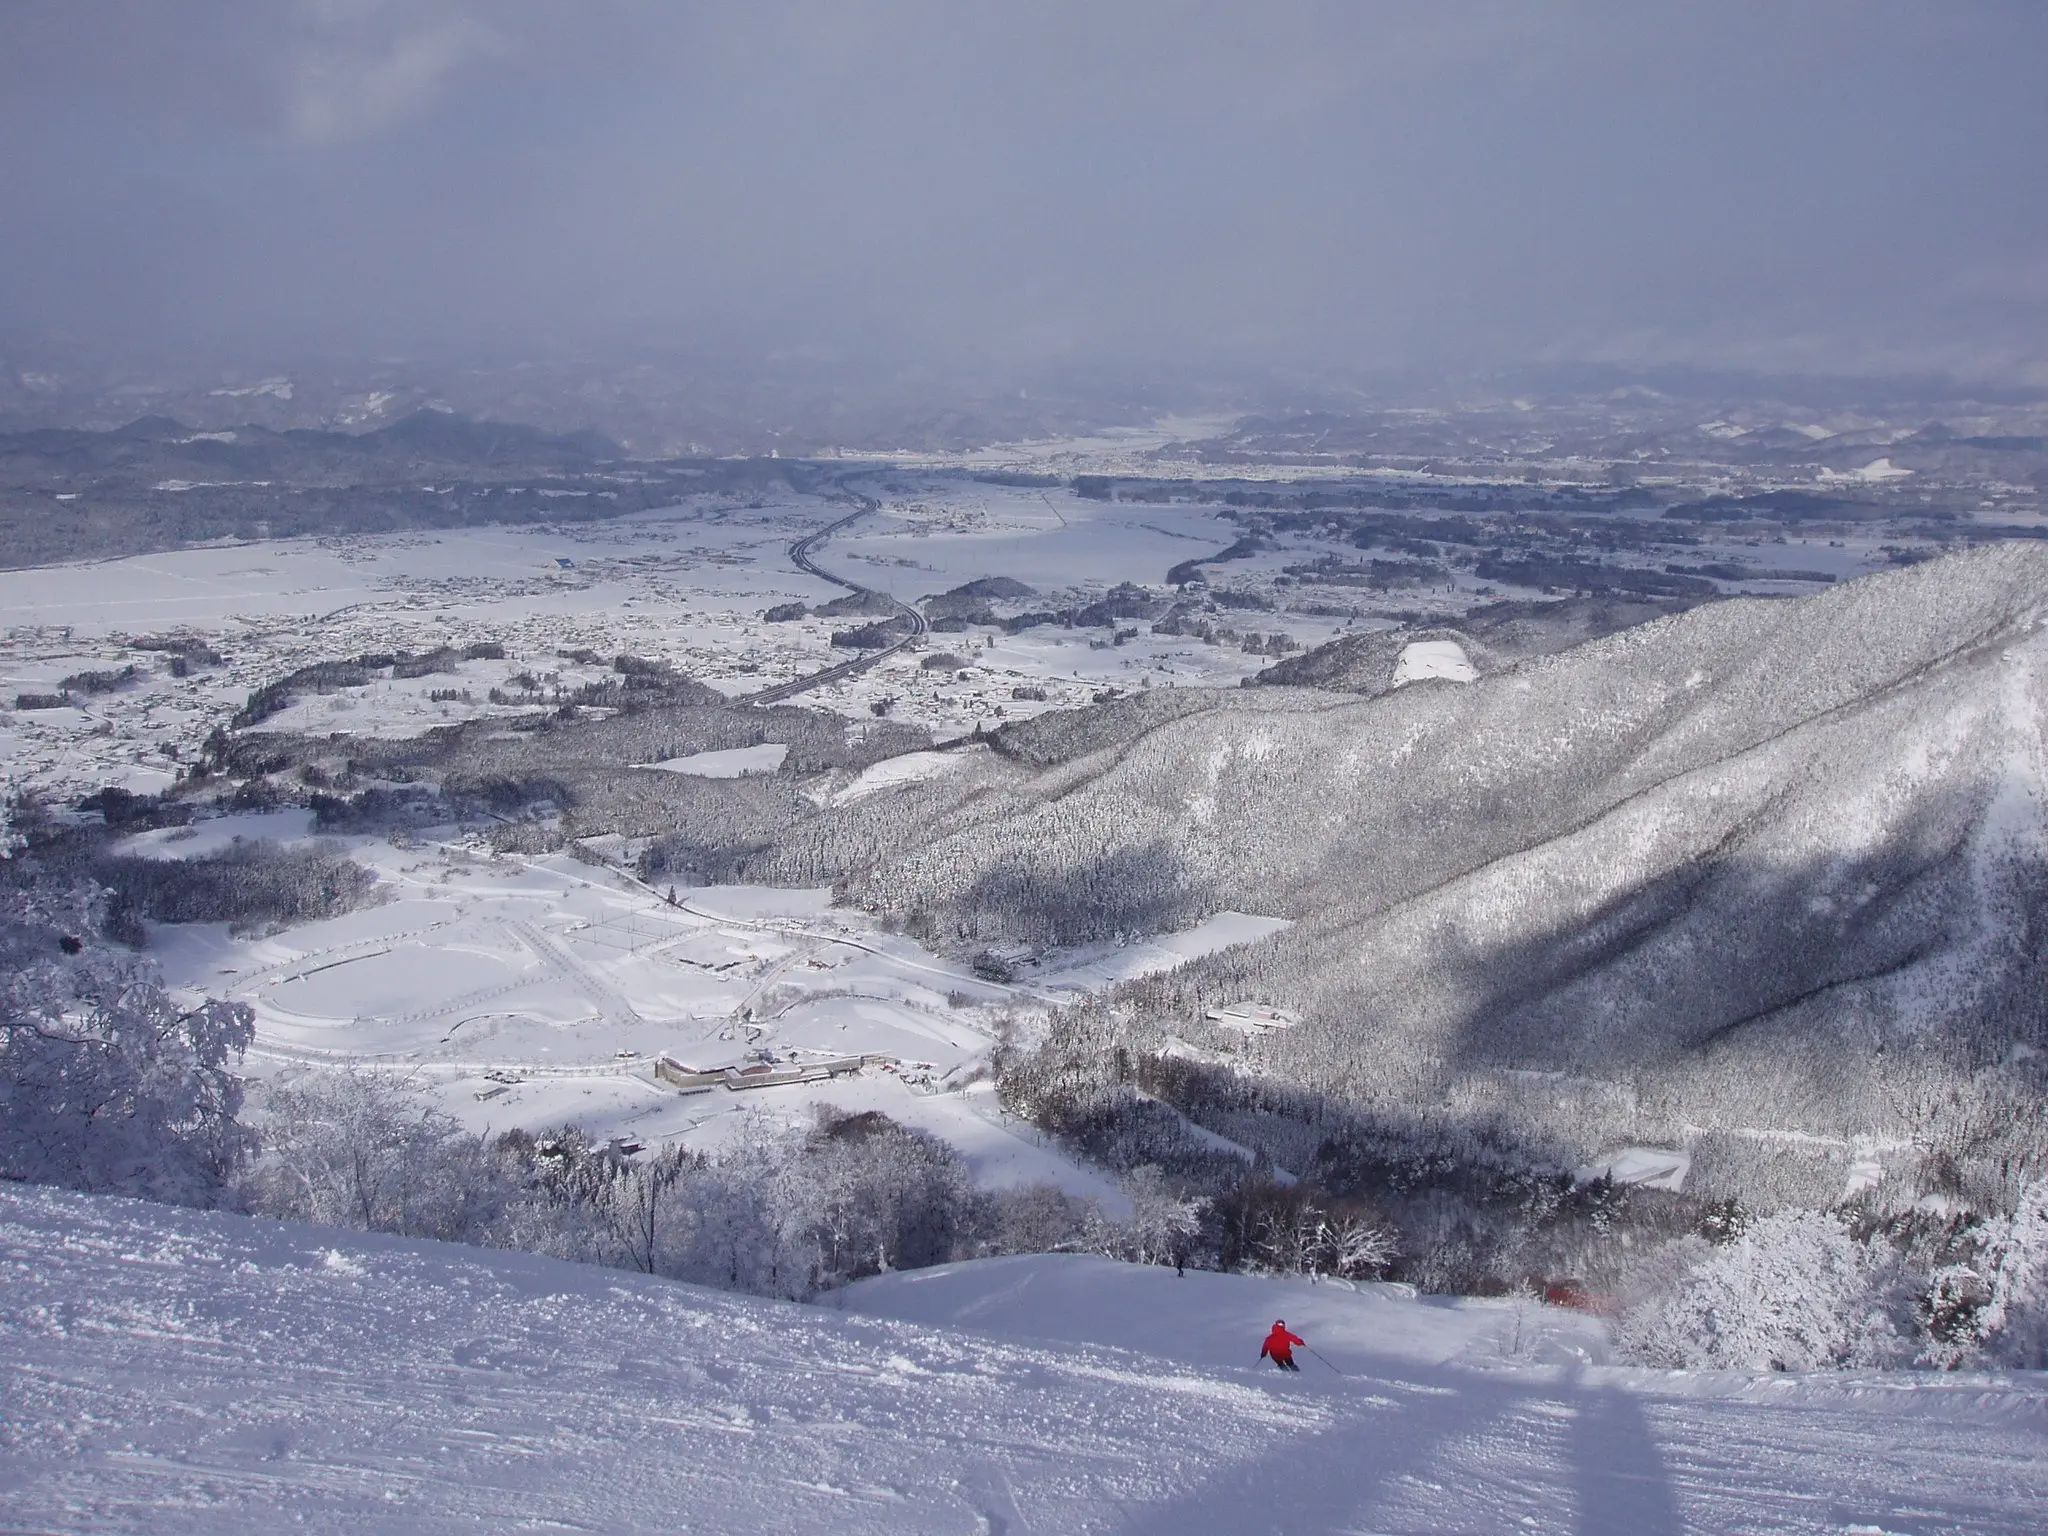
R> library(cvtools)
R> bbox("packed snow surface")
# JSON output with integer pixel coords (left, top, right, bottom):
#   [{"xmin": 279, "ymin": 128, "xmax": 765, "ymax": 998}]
[
  {"xmin": 1391, "ymin": 638, "xmax": 1477, "ymax": 686},
  {"xmin": 7, "ymin": 1188, "xmax": 2047, "ymax": 1535},
  {"xmin": 115, "ymin": 808, "xmax": 320, "ymax": 859},
  {"xmin": 829, "ymin": 747, "xmax": 974, "ymax": 806},
  {"xmin": 637, "ymin": 742, "xmax": 788, "ymax": 777},
  {"xmin": 1576, "ymin": 1147, "xmax": 1692, "ymax": 1192},
  {"xmin": 842, "ymin": 1250, "xmax": 1610, "ymax": 1370}
]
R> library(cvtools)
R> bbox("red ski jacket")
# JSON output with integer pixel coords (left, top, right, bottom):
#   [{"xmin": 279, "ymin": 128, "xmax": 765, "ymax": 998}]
[{"xmin": 1261, "ymin": 1323, "xmax": 1305, "ymax": 1361}]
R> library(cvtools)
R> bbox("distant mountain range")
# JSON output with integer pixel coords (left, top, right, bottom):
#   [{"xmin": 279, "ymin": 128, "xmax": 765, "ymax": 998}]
[
  {"xmin": 0, "ymin": 410, "xmax": 789, "ymax": 568},
  {"xmin": 0, "ymin": 408, "xmax": 623, "ymax": 479}
]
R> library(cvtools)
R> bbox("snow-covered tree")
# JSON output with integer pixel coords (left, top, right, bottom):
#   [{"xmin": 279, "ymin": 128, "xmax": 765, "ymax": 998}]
[
  {"xmin": 1964, "ymin": 1182, "xmax": 2048, "ymax": 1369},
  {"xmin": 986, "ymin": 1181, "xmax": 1098, "ymax": 1256},
  {"xmin": 1326, "ymin": 1212, "xmax": 1401, "ymax": 1280},
  {"xmin": 595, "ymin": 1144, "xmax": 696, "ymax": 1275},
  {"xmin": 248, "ymin": 1069, "xmax": 511, "ymax": 1241},
  {"xmin": 1, "ymin": 880, "xmax": 253, "ymax": 1204},
  {"xmin": 1622, "ymin": 1210, "xmax": 1904, "ymax": 1371},
  {"xmin": 1120, "ymin": 1163, "xmax": 1203, "ymax": 1269}
]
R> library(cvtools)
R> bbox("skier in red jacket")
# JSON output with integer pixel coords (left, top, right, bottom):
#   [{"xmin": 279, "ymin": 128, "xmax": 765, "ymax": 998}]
[{"xmin": 1260, "ymin": 1320, "xmax": 1305, "ymax": 1372}]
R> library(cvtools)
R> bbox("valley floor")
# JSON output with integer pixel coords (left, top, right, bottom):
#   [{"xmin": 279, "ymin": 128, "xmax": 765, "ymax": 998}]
[{"xmin": 4, "ymin": 1186, "xmax": 2044, "ymax": 1534}]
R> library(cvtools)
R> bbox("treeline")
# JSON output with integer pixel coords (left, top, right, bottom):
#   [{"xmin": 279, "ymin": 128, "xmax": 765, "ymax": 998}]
[
  {"xmin": 1472, "ymin": 555, "xmax": 1715, "ymax": 599},
  {"xmin": 240, "ymin": 1070, "xmax": 1409, "ymax": 1298},
  {"xmin": 97, "ymin": 842, "xmax": 378, "ymax": 935},
  {"xmin": 235, "ymin": 641, "xmax": 511, "ymax": 727},
  {"xmin": 197, "ymin": 660, "xmax": 936, "ymax": 880},
  {"xmin": 245, "ymin": 1072, "xmax": 1014, "ymax": 1297},
  {"xmin": 1067, "ymin": 475, "xmax": 1648, "ymax": 517},
  {"xmin": 8, "ymin": 798, "xmax": 380, "ymax": 937},
  {"xmin": 996, "ymin": 1002, "xmax": 1655, "ymax": 1293},
  {"xmin": 995, "ymin": 997, "xmax": 2048, "ymax": 1369}
]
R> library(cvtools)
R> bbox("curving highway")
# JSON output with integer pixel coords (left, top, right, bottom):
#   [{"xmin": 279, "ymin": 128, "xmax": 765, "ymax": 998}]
[{"xmin": 740, "ymin": 488, "xmax": 927, "ymax": 705}]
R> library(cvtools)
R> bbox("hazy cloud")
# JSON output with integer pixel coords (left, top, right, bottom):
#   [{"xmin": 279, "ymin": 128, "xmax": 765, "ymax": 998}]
[
  {"xmin": 2, "ymin": 1, "xmax": 2042, "ymax": 383},
  {"xmin": 283, "ymin": 3, "xmax": 509, "ymax": 146}
]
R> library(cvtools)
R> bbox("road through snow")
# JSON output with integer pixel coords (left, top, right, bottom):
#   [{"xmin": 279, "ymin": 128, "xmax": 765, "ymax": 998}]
[
  {"xmin": 742, "ymin": 489, "xmax": 928, "ymax": 705},
  {"xmin": 4, "ymin": 1188, "xmax": 2046, "ymax": 1534}
]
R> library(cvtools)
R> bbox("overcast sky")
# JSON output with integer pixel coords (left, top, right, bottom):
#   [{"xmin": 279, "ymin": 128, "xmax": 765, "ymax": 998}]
[{"xmin": 3, "ymin": 1, "xmax": 2044, "ymax": 383}]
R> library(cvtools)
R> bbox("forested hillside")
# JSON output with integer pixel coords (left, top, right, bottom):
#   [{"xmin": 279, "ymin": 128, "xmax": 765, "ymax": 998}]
[{"xmin": 834, "ymin": 543, "xmax": 2048, "ymax": 1208}]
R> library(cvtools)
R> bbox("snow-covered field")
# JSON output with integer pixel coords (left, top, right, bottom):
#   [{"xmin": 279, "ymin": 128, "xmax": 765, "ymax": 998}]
[
  {"xmin": 638, "ymin": 743, "xmax": 789, "ymax": 777},
  {"xmin": 2, "ymin": 454, "xmax": 1927, "ymax": 806},
  {"xmin": 7, "ymin": 1184, "xmax": 2046, "ymax": 1535},
  {"xmin": 129, "ymin": 820, "xmax": 1275, "ymax": 1205},
  {"xmin": 0, "ymin": 496, "xmax": 828, "ymax": 802},
  {"xmin": 0, "ymin": 478, "xmax": 1324, "ymax": 803},
  {"xmin": 145, "ymin": 837, "xmax": 987, "ymax": 1138}
]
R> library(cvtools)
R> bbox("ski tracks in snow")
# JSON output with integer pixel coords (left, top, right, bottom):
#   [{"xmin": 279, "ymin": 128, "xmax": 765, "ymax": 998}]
[{"xmin": 5, "ymin": 1186, "xmax": 2048, "ymax": 1534}]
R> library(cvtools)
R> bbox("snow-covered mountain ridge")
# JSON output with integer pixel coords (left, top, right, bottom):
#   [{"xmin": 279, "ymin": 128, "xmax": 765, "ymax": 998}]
[
  {"xmin": 5, "ymin": 1185, "xmax": 2046, "ymax": 1534},
  {"xmin": 843, "ymin": 543, "xmax": 2048, "ymax": 1174}
]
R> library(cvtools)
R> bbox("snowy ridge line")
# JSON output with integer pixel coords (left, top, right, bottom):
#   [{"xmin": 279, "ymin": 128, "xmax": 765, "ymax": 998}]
[{"xmin": 1268, "ymin": 596, "xmax": 2027, "ymax": 970}]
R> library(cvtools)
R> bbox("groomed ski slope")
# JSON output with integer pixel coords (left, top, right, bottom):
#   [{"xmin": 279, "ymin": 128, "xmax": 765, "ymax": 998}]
[{"xmin": 4, "ymin": 1188, "xmax": 2046, "ymax": 1535}]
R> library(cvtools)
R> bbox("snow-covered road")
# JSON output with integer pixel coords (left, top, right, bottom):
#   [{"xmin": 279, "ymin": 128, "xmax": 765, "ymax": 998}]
[{"xmin": 3, "ymin": 1187, "xmax": 2044, "ymax": 1534}]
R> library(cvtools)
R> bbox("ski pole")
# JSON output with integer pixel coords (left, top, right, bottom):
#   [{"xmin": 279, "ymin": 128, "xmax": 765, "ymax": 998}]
[{"xmin": 1304, "ymin": 1345, "xmax": 1346, "ymax": 1376}]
